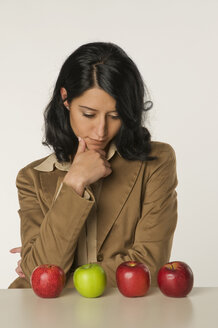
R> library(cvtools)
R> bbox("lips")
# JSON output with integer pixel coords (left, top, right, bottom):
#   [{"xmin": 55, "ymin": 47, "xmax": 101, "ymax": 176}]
[{"xmin": 89, "ymin": 138, "xmax": 107, "ymax": 144}]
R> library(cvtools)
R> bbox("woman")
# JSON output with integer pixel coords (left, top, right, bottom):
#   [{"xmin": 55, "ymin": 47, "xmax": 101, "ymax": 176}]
[{"xmin": 8, "ymin": 42, "xmax": 178, "ymax": 289}]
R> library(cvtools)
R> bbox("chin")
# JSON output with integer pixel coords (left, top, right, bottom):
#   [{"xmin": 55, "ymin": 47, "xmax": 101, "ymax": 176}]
[{"xmin": 87, "ymin": 144, "xmax": 106, "ymax": 150}]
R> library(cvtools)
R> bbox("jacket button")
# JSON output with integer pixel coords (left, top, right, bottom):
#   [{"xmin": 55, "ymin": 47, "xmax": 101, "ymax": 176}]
[{"xmin": 97, "ymin": 254, "xmax": 103, "ymax": 262}]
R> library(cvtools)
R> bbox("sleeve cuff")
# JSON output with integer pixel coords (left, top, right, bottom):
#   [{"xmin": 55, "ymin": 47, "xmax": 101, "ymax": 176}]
[{"xmin": 54, "ymin": 182, "xmax": 92, "ymax": 202}]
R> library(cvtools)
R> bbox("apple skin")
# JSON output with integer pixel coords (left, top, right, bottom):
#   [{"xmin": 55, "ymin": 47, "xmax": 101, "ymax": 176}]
[
  {"xmin": 116, "ymin": 261, "xmax": 151, "ymax": 297},
  {"xmin": 73, "ymin": 263, "xmax": 107, "ymax": 298},
  {"xmin": 30, "ymin": 264, "xmax": 66, "ymax": 298},
  {"xmin": 157, "ymin": 261, "xmax": 194, "ymax": 297}
]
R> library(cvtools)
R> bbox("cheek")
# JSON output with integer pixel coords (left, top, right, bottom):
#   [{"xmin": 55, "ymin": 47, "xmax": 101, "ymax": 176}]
[
  {"xmin": 111, "ymin": 121, "xmax": 122, "ymax": 135},
  {"xmin": 69, "ymin": 113, "xmax": 91, "ymax": 136}
]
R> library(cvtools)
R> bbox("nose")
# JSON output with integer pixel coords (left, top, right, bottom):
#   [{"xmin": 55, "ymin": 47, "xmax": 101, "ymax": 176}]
[{"xmin": 93, "ymin": 116, "xmax": 108, "ymax": 141}]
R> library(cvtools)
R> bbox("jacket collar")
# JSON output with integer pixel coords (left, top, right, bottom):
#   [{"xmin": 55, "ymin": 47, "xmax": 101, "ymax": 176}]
[{"xmin": 33, "ymin": 140, "xmax": 120, "ymax": 172}]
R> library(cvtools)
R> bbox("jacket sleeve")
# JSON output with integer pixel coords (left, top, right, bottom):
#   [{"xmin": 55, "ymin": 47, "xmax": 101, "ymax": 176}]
[
  {"xmin": 98, "ymin": 145, "xmax": 178, "ymax": 287},
  {"xmin": 17, "ymin": 168, "xmax": 95, "ymax": 285}
]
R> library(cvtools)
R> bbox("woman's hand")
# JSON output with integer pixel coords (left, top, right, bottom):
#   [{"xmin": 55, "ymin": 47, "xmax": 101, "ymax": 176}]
[
  {"xmin": 63, "ymin": 137, "xmax": 112, "ymax": 193},
  {"xmin": 9, "ymin": 247, "xmax": 25, "ymax": 278}
]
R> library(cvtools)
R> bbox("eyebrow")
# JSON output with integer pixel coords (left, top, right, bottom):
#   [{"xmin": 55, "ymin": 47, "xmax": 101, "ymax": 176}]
[{"xmin": 79, "ymin": 105, "xmax": 117, "ymax": 113}]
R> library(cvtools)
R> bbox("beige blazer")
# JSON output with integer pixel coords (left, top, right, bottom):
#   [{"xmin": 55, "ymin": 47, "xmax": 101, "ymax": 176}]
[{"xmin": 8, "ymin": 141, "xmax": 178, "ymax": 289}]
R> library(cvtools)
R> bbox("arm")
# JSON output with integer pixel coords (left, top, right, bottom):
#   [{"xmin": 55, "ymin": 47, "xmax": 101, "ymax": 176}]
[
  {"xmin": 98, "ymin": 145, "xmax": 178, "ymax": 287},
  {"xmin": 17, "ymin": 167, "xmax": 95, "ymax": 284}
]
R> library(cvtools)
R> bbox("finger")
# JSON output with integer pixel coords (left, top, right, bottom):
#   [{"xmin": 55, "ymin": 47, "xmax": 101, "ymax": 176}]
[
  {"xmin": 76, "ymin": 137, "xmax": 86, "ymax": 154},
  {"xmin": 18, "ymin": 269, "xmax": 25, "ymax": 277},
  {"xmin": 103, "ymin": 167, "xmax": 112, "ymax": 178},
  {"xmin": 16, "ymin": 262, "xmax": 24, "ymax": 274},
  {"xmin": 100, "ymin": 157, "xmax": 111, "ymax": 166},
  {"xmin": 102, "ymin": 157, "xmax": 111, "ymax": 165},
  {"xmin": 10, "ymin": 247, "xmax": 22, "ymax": 253},
  {"xmin": 95, "ymin": 149, "xmax": 106, "ymax": 156},
  {"xmin": 16, "ymin": 267, "xmax": 25, "ymax": 278},
  {"xmin": 104, "ymin": 162, "xmax": 111, "ymax": 168},
  {"xmin": 16, "ymin": 268, "xmax": 23, "ymax": 275},
  {"xmin": 16, "ymin": 267, "xmax": 21, "ymax": 275}
]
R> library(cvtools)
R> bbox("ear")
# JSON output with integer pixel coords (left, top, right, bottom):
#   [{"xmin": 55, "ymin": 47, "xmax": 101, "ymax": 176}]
[{"xmin": 60, "ymin": 87, "xmax": 70, "ymax": 109}]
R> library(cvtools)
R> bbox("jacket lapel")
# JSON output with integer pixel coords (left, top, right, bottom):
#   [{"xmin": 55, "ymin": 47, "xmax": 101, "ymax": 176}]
[
  {"xmin": 97, "ymin": 154, "xmax": 142, "ymax": 252},
  {"xmin": 39, "ymin": 171, "xmax": 66, "ymax": 209}
]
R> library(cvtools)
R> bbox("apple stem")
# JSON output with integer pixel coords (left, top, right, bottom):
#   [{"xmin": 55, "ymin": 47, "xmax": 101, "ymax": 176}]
[{"xmin": 83, "ymin": 264, "xmax": 92, "ymax": 269}]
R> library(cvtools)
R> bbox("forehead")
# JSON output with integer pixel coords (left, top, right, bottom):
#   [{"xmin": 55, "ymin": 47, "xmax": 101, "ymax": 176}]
[{"xmin": 71, "ymin": 87, "xmax": 116, "ymax": 112}]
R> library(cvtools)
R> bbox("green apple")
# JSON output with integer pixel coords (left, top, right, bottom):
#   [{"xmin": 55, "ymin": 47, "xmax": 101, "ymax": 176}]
[{"xmin": 73, "ymin": 263, "xmax": 107, "ymax": 298}]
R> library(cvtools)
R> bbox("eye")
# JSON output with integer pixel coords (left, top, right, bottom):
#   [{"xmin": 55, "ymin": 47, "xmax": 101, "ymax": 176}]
[
  {"xmin": 82, "ymin": 113, "xmax": 120, "ymax": 120},
  {"xmin": 82, "ymin": 114, "xmax": 95, "ymax": 118},
  {"xmin": 110, "ymin": 116, "xmax": 120, "ymax": 120}
]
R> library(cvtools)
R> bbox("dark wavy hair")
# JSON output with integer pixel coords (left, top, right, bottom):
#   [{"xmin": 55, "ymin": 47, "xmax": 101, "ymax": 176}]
[{"xmin": 42, "ymin": 42, "xmax": 157, "ymax": 162}]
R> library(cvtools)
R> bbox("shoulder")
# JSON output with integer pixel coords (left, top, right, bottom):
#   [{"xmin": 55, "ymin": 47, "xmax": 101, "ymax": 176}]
[
  {"xmin": 16, "ymin": 153, "xmax": 55, "ymax": 184},
  {"xmin": 149, "ymin": 141, "xmax": 176, "ymax": 160},
  {"xmin": 144, "ymin": 141, "xmax": 177, "ymax": 179},
  {"xmin": 21, "ymin": 154, "xmax": 53, "ymax": 170}
]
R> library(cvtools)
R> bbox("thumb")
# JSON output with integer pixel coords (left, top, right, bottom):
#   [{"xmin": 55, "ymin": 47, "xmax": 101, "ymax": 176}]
[{"xmin": 76, "ymin": 137, "xmax": 86, "ymax": 154}]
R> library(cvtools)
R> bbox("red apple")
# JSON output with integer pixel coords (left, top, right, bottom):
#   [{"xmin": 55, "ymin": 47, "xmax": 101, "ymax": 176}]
[
  {"xmin": 157, "ymin": 261, "xmax": 194, "ymax": 297},
  {"xmin": 30, "ymin": 264, "xmax": 66, "ymax": 298},
  {"xmin": 116, "ymin": 261, "xmax": 151, "ymax": 297}
]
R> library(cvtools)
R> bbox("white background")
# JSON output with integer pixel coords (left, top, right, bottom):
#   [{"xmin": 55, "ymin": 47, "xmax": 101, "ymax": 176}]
[{"xmin": 1, "ymin": 0, "xmax": 217, "ymax": 288}]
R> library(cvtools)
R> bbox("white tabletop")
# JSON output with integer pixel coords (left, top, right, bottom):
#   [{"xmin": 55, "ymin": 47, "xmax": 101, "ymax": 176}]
[{"xmin": 0, "ymin": 287, "xmax": 217, "ymax": 328}]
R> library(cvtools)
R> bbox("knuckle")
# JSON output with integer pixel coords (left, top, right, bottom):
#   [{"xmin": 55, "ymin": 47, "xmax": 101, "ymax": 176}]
[{"xmin": 107, "ymin": 167, "xmax": 112, "ymax": 174}]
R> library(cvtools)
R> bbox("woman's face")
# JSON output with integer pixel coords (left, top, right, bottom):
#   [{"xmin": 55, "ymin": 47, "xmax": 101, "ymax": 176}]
[{"xmin": 61, "ymin": 87, "xmax": 122, "ymax": 151}]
